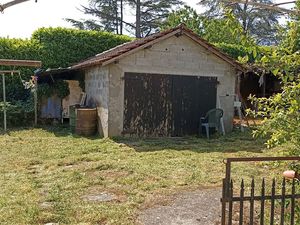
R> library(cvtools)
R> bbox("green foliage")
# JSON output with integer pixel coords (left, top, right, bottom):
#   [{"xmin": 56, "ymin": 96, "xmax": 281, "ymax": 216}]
[
  {"xmin": 53, "ymin": 80, "xmax": 70, "ymax": 99},
  {"xmin": 69, "ymin": 0, "xmax": 183, "ymax": 38},
  {"xmin": 31, "ymin": 27, "xmax": 132, "ymax": 69},
  {"xmin": 66, "ymin": 0, "xmax": 123, "ymax": 34},
  {"xmin": 38, "ymin": 80, "xmax": 70, "ymax": 99},
  {"xmin": 0, "ymin": 99, "xmax": 34, "ymax": 127},
  {"xmin": 247, "ymin": 8, "xmax": 300, "ymax": 150},
  {"xmin": 0, "ymin": 38, "xmax": 40, "ymax": 101},
  {"xmin": 162, "ymin": 6, "xmax": 204, "ymax": 36},
  {"xmin": 198, "ymin": 0, "xmax": 280, "ymax": 45},
  {"xmin": 204, "ymin": 10, "xmax": 254, "ymax": 46},
  {"xmin": 248, "ymin": 81, "xmax": 300, "ymax": 148},
  {"xmin": 162, "ymin": 7, "xmax": 255, "ymax": 46},
  {"xmin": 0, "ymin": 27, "xmax": 132, "ymax": 101},
  {"xmin": 0, "ymin": 27, "xmax": 132, "ymax": 127},
  {"xmin": 216, "ymin": 43, "xmax": 273, "ymax": 62},
  {"xmin": 278, "ymin": 21, "xmax": 300, "ymax": 53}
]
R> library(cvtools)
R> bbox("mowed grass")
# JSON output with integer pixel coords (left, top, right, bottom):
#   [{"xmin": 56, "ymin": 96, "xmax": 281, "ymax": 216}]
[{"xmin": 0, "ymin": 126, "xmax": 287, "ymax": 225}]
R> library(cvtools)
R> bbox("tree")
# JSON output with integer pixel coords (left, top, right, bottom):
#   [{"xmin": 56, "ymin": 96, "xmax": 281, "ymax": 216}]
[
  {"xmin": 162, "ymin": 6, "xmax": 204, "ymax": 36},
  {"xmin": 247, "ymin": 1, "xmax": 300, "ymax": 151},
  {"xmin": 66, "ymin": 0, "xmax": 125, "ymax": 34},
  {"xmin": 162, "ymin": 6, "xmax": 254, "ymax": 46},
  {"xmin": 0, "ymin": 0, "xmax": 37, "ymax": 12},
  {"xmin": 198, "ymin": 0, "xmax": 281, "ymax": 45},
  {"xmin": 127, "ymin": 0, "xmax": 184, "ymax": 38},
  {"xmin": 68, "ymin": 0, "xmax": 183, "ymax": 38}
]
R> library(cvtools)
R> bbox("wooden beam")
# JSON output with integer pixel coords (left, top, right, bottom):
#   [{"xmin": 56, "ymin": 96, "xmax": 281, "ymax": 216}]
[
  {"xmin": 0, "ymin": 59, "xmax": 42, "ymax": 67},
  {"xmin": 0, "ymin": 0, "xmax": 32, "ymax": 12},
  {"xmin": 0, "ymin": 70, "xmax": 20, "ymax": 74}
]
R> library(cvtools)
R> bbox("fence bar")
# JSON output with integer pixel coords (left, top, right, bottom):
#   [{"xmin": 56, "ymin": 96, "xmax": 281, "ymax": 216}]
[
  {"xmin": 221, "ymin": 157, "xmax": 300, "ymax": 225},
  {"xmin": 291, "ymin": 179, "xmax": 295, "ymax": 225},
  {"xmin": 231, "ymin": 194, "xmax": 300, "ymax": 202},
  {"xmin": 270, "ymin": 179, "xmax": 276, "ymax": 225},
  {"xmin": 226, "ymin": 157, "xmax": 300, "ymax": 163},
  {"xmin": 239, "ymin": 179, "xmax": 244, "ymax": 225},
  {"xmin": 280, "ymin": 178, "xmax": 286, "ymax": 225},
  {"xmin": 228, "ymin": 180, "xmax": 233, "ymax": 225},
  {"xmin": 260, "ymin": 178, "xmax": 265, "ymax": 225},
  {"xmin": 221, "ymin": 178, "xmax": 227, "ymax": 225},
  {"xmin": 250, "ymin": 179, "xmax": 255, "ymax": 225}
]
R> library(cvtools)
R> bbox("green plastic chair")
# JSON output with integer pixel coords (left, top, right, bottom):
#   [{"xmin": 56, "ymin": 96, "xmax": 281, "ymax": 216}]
[{"xmin": 199, "ymin": 108, "xmax": 224, "ymax": 139}]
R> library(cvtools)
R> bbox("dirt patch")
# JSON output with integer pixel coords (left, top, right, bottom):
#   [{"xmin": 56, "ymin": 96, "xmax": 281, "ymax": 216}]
[{"xmin": 137, "ymin": 188, "xmax": 222, "ymax": 225}]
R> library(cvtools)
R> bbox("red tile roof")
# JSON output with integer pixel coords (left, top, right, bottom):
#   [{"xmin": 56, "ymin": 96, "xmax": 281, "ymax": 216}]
[{"xmin": 72, "ymin": 24, "xmax": 244, "ymax": 72}]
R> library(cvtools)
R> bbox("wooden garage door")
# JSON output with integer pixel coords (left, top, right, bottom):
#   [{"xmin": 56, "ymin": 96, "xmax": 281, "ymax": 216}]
[{"xmin": 123, "ymin": 73, "xmax": 217, "ymax": 137}]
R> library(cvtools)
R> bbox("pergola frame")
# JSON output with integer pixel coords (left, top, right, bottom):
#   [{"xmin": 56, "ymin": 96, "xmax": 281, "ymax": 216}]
[{"xmin": 0, "ymin": 59, "xmax": 42, "ymax": 132}]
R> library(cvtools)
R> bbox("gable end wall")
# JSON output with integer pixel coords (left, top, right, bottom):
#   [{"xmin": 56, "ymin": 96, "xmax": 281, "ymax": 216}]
[{"xmin": 107, "ymin": 35, "xmax": 236, "ymax": 137}]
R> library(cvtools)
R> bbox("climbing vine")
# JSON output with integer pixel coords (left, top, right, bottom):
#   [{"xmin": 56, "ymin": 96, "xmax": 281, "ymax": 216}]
[{"xmin": 37, "ymin": 80, "xmax": 70, "ymax": 99}]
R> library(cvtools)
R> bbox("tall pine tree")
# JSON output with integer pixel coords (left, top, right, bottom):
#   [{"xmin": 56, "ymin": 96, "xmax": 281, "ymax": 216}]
[
  {"xmin": 66, "ymin": 0, "xmax": 125, "ymax": 34},
  {"xmin": 198, "ymin": 0, "xmax": 280, "ymax": 44},
  {"xmin": 127, "ymin": 0, "xmax": 183, "ymax": 37},
  {"xmin": 67, "ymin": 0, "xmax": 183, "ymax": 38}
]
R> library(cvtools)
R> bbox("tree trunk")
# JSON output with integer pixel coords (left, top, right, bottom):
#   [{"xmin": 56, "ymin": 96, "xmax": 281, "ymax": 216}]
[
  {"xmin": 241, "ymin": 2, "xmax": 248, "ymax": 33},
  {"xmin": 120, "ymin": 0, "xmax": 123, "ymax": 35},
  {"xmin": 136, "ymin": 0, "xmax": 141, "ymax": 38},
  {"xmin": 115, "ymin": 0, "xmax": 119, "ymax": 34}
]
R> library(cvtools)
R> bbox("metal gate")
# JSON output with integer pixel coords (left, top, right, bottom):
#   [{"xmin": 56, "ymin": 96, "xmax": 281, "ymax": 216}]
[{"xmin": 221, "ymin": 157, "xmax": 300, "ymax": 225}]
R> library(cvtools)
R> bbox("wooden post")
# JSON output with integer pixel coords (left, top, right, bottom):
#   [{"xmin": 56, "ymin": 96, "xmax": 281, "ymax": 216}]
[
  {"xmin": 0, "ymin": 60, "xmax": 42, "ymax": 129},
  {"xmin": 2, "ymin": 73, "xmax": 7, "ymax": 132},
  {"xmin": 34, "ymin": 76, "xmax": 38, "ymax": 126}
]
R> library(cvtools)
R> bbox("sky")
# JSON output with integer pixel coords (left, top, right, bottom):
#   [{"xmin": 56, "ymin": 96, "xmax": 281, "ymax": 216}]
[{"xmin": 0, "ymin": 0, "xmax": 294, "ymax": 39}]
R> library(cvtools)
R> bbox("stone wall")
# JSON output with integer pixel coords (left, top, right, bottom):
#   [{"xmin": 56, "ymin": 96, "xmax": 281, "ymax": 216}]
[{"xmin": 85, "ymin": 66, "xmax": 109, "ymax": 137}]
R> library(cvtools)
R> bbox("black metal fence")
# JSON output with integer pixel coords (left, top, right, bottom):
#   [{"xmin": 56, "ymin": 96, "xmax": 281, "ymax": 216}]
[{"xmin": 221, "ymin": 157, "xmax": 300, "ymax": 225}]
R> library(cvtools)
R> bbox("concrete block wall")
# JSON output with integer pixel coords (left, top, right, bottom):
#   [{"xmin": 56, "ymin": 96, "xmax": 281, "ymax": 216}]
[
  {"xmin": 107, "ymin": 35, "xmax": 237, "ymax": 136},
  {"xmin": 88, "ymin": 34, "xmax": 237, "ymax": 137},
  {"xmin": 85, "ymin": 66, "xmax": 109, "ymax": 137},
  {"xmin": 217, "ymin": 70, "xmax": 236, "ymax": 133},
  {"xmin": 117, "ymin": 35, "xmax": 232, "ymax": 77}
]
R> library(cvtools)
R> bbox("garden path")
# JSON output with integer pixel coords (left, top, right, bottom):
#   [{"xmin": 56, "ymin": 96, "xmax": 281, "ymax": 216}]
[{"xmin": 137, "ymin": 188, "xmax": 221, "ymax": 225}]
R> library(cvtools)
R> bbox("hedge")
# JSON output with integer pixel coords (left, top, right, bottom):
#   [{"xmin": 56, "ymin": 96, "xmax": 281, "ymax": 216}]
[
  {"xmin": 0, "ymin": 28, "xmax": 132, "ymax": 126},
  {"xmin": 31, "ymin": 27, "xmax": 132, "ymax": 68},
  {"xmin": 0, "ymin": 27, "xmax": 132, "ymax": 102}
]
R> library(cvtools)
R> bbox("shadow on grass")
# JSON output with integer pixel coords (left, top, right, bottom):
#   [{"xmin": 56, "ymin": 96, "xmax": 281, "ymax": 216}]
[
  {"xmin": 40, "ymin": 125, "xmax": 101, "ymax": 140},
  {"xmin": 113, "ymin": 129, "xmax": 266, "ymax": 154},
  {"xmin": 0, "ymin": 125, "xmax": 266, "ymax": 153}
]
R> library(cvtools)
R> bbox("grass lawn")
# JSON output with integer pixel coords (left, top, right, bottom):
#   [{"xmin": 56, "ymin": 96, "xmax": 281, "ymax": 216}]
[{"xmin": 0, "ymin": 126, "xmax": 289, "ymax": 225}]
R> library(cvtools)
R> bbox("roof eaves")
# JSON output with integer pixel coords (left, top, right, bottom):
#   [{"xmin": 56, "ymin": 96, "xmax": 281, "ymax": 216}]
[
  {"xmin": 72, "ymin": 24, "xmax": 245, "ymax": 72},
  {"xmin": 71, "ymin": 27, "xmax": 182, "ymax": 70}
]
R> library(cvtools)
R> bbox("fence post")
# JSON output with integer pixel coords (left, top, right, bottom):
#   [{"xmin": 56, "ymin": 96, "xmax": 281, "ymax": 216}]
[{"xmin": 221, "ymin": 178, "xmax": 227, "ymax": 225}]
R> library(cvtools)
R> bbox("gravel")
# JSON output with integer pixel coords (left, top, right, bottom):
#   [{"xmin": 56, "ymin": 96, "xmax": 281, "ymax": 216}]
[{"xmin": 137, "ymin": 188, "xmax": 222, "ymax": 225}]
